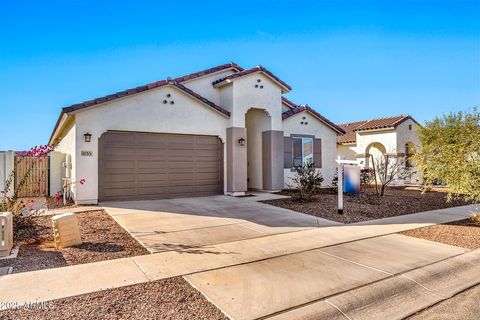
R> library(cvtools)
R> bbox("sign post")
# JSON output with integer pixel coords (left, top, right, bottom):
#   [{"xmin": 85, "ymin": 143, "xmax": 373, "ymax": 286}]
[{"xmin": 336, "ymin": 156, "xmax": 361, "ymax": 214}]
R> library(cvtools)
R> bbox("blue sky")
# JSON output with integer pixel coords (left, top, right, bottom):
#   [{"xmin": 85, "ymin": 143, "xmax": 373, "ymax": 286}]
[{"xmin": 0, "ymin": 0, "xmax": 479, "ymax": 150}]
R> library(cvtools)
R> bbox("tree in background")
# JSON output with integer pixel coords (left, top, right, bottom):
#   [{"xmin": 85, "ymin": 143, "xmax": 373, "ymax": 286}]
[
  {"xmin": 414, "ymin": 108, "xmax": 480, "ymax": 203},
  {"xmin": 372, "ymin": 154, "xmax": 411, "ymax": 196}
]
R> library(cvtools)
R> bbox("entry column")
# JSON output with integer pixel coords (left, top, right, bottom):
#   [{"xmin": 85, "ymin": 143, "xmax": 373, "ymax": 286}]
[
  {"xmin": 262, "ymin": 130, "xmax": 284, "ymax": 191},
  {"xmin": 226, "ymin": 127, "xmax": 247, "ymax": 196}
]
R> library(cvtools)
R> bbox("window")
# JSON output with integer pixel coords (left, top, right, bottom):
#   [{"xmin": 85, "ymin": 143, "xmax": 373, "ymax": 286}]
[{"xmin": 292, "ymin": 137, "xmax": 313, "ymax": 166}]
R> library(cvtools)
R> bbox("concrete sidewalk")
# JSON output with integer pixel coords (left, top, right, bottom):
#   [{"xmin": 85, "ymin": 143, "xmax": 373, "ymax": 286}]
[{"xmin": 0, "ymin": 204, "xmax": 477, "ymax": 316}]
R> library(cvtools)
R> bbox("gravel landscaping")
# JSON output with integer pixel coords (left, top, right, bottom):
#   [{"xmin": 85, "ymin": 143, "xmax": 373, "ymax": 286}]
[
  {"xmin": 400, "ymin": 218, "xmax": 480, "ymax": 250},
  {"xmin": 0, "ymin": 210, "xmax": 149, "ymax": 273},
  {"xmin": 0, "ymin": 276, "xmax": 227, "ymax": 320},
  {"xmin": 262, "ymin": 187, "xmax": 472, "ymax": 224}
]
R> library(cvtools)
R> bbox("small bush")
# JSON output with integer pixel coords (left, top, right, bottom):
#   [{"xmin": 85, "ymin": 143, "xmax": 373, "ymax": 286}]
[{"xmin": 290, "ymin": 162, "xmax": 324, "ymax": 202}]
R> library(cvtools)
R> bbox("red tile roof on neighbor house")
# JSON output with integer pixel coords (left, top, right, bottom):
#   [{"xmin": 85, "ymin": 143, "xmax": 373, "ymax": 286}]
[
  {"xmin": 282, "ymin": 104, "xmax": 345, "ymax": 134},
  {"xmin": 336, "ymin": 120, "xmax": 368, "ymax": 144},
  {"xmin": 337, "ymin": 115, "xmax": 418, "ymax": 144},
  {"xmin": 212, "ymin": 65, "xmax": 292, "ymax": 92}
]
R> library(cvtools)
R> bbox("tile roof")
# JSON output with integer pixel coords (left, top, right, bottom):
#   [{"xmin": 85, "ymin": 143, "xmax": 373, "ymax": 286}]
[
  {"xmin": 212, "ymin": 65, "xmax": 292, "ymax": 92},
  {"xmin": 61, "ymin": 63, "xmax": 241, "ymax": 115},
  {"xmin": 50, "ymin": 63, "xmax": 240, "ymax": 142},
  {"xmin": 337, "ymin": 115, "xmax": 416, "ymax": 144},
  {"xmin": 282, "ymin": 104, "xmax": 345, "ymax": 134},
  {"xmin": 353, "ymin": 115, "xmax": 412, "ymax": 131},
  {"xmin": 281, "ymin": 96, "xmax": 297, "ymax": 109},
  {"xmin": 336, "ymin": 120, "xmax": 368, "ymax": 144},
  {"xmin": 174, "ymin": 62, "xmax": 243, "ymax": 82},
  {"xmin": 62, "ymin": 79, "xmax": 230, "ymax": 117}
]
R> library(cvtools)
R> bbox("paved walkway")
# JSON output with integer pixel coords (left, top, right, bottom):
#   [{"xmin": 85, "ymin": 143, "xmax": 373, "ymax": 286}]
[{"xmin": 0, "ymin": 203, "xmax": 478, "ymax": 319}]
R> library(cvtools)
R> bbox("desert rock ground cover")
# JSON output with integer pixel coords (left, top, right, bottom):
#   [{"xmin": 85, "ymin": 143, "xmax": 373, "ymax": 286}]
[
  {"xmin": 0, "ymin": 277, "xmax": 227, "ymax": 320},
  {"xmin": 0, "ymin": 210, "xmax": 149, "ymax": 273},
  {"xmin": 262, "ymin": 187, "xmax": 472, "ymax": 224}
]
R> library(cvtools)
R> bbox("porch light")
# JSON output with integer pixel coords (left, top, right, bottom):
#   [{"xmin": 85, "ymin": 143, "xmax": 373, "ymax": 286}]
[
  {"xmin": 83, "ymin": 132, "xmax": 92, "ymax": 143},
  {"xmin": 238, "ymin": 138, "xmax": 246, "ymax": 146}
]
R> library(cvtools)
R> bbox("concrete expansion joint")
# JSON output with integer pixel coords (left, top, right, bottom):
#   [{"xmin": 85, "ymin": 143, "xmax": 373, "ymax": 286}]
[
  {"xmin": 324, "ymin": 300, "xmax": 353, "ymax": 320},
  {"xmin": 259, "ymin": 250, "xmax": 477, "ymax": 320},
  {"xmin": 317, "ymin": 250, "xmax": 393, "ymax": 276},
  {"xmin": 400, "ymin": 274, "xmax": 448, "ymax": 299},
  {"xmin": 130, "ymin": 257, "xmax": 152, "ymax": 282}
]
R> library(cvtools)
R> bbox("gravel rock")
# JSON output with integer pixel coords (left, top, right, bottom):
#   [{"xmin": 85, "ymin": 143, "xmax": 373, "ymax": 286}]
[
  {"xmin": 0, "ymin": 277, "xmax": 227, "ymax": 320},
  {"xmin": 0, "ymin": 210, "xmax": 149, "ymax": 273},
  {"xmin": 401, "ymin": 218, "xmax": 480, "ymax": 250},
  {"xmin": 263, "ymin": 187, "xmax": 471, "ymax": 224}
]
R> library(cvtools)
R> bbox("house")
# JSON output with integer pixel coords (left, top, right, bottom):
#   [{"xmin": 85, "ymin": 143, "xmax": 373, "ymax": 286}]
[
  {"xmin": 336, "ymin": 115, "xmax": 421, "ymax": 184},
  {"xmin": 49, "ymin": 62, "xmax": 345, "ymax": 204}
]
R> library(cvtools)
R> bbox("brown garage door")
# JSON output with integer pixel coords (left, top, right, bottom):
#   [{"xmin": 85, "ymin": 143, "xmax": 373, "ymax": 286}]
[{"xmin": 99, "ymin": 131, "xmax": 224, "ymax": 201}]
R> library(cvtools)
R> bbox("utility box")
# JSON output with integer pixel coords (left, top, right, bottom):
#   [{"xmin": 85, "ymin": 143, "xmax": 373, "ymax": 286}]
[
  {"xmin": 0, "ymin": 212, "xmax": 13, "ymax": 257},
  {"xmin": 52, "ymin": 213, "xmax": 82, "ymax": 249}
]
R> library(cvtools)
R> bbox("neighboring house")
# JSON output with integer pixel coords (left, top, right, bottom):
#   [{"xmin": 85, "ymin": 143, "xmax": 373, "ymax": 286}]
[
  {"xmin": 49, "ymin": 63, "xmax": 344, "ymax": 204},
  {"xmin": 337, "ymin": 115, "xmax": 421, "ymax": 184}
]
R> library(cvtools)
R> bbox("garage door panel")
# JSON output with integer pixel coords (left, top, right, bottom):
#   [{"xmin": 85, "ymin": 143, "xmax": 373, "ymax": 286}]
[
  {"xmin": 103, "ymin": 187, "xmax": 137, "ymax": 198},
  {"xmin": 168, "ymin": 161, "xmax": 197, "ymax": 169},
  {"xmin": 137, "ymin": 173, "xmax": 168, "ymax": 182},
  {"xmin": 137, "ymin": 186, "xmax": 169, "ymax": 195},
  {"xmin": 103, "ymin": 133, "xmax": 136, "ymax": 145},
  {"xmin": 99, "ymin": 131, "xmax": 223, "ymax": 201},
  {"xmin": 104, "ymin": 147, "xmax": 136, "ymax": 157},
  {"xmin": 137, "ymin": 160, "xmax": 168, "ymax": 169},
  {"xmin": 196, "ymin": 172, "xmax": 220, "ymax": 180},
  {"xmin": 104, "ymin": 160, "xmax": 135, "ymax": 169},
  {"xmin": 103, "ymin": 173, "xmax": 135, "ymax": 182}
]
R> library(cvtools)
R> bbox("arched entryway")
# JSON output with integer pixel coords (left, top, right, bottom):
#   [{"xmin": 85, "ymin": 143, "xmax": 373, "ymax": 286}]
[
  {"xmin": 245, "ymin": 108, "xmax": 271, "ymax": 190},
  {"xmin": 365, "ymin": 142, "xmax": 387, "ymax": 168}
]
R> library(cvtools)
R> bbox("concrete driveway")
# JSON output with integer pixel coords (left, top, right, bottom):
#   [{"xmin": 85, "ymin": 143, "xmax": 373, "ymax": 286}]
[{"xmin": 101, "ymin": 193, "xmax": 339, "ymax": 253}]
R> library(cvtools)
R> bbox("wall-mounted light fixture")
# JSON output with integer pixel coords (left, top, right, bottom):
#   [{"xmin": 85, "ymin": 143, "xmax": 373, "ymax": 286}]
[
  {"xmin": 238, "ymin": 138, "xmax": 246, "ymax": 146},
  {"xmin": 84, "ymin": 132, "xmax": 92, "ymax": 143}
]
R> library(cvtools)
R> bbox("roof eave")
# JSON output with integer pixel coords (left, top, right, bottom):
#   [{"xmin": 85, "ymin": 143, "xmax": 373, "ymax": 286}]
[
  {"xmin": 213, "ymin": 69, "xmax": 291, "ymax": 93},
  {"xmin": 282, "ymin": 107, "xmax": 345, "ymax": 135},
  {"xmin": 48, "ymin": 112, "xmax": 69, "ymax": 146},
  {"xmin": 354, "ymin": 126, "xmax": 396, "ymax": 133}
]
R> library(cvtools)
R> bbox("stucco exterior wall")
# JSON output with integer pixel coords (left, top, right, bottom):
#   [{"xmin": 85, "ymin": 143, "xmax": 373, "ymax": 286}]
[
  {"xmin": 282, "ymin": 112, "xmax": 338, "ymax": 186},
  {"xmin": 54, "ymin": 123, "xmax": 76, "ymax": 198},
  {"xmin": 49, "ymin": 151, "xmax": 65, "ymax": 197},
  {"xmin": 282, "ymin": 103, "xmax": 292, "ymax": 113},
  {"xmin": 73, "ymin": 85, "xmax": 229, "ymax": 203},
  {"xmin": 230, "ymin": 74, "xmax": 283, "ymax": 131},
  {"xmin": 356, "ymin": 129, "xmax": 398, "ymax": 155},
  {"xmin": 0, "ymin": 151, "xmax": 15, "ymax": 197},
  {"xmin": 182, "ymin": 69, "xmax": 236, "ymax": 106},
  {"xmin": 396, "ymin": 119, "xmax": 420, "ymax": 153},
  {"xmin": 338, "ymin": 120, "xmax": 422, "ymax": 185},
  {"xmin": 337, "ymin": 144, "xmax": 357, "ymax": 160}
]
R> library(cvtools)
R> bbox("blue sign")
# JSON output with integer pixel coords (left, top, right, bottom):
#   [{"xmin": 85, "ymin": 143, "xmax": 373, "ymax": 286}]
[{"xmin": 344, "ymin": 165, "xmax": 360, "ymax": 193}]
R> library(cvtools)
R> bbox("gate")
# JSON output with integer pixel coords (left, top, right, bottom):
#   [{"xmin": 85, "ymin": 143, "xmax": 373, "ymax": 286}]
[{"xmin": 14, "ymin": 156, "xmax": 49, "ymax": 197}]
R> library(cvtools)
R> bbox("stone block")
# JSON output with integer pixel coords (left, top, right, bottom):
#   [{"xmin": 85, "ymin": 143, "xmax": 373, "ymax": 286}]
[
  {"xmin": 52, "ymin": 213, "xmax": 82, "ymax": 249},
  {"xmin": 0, "ymin": 213, "xmax": 13, "ymax": 257}
]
